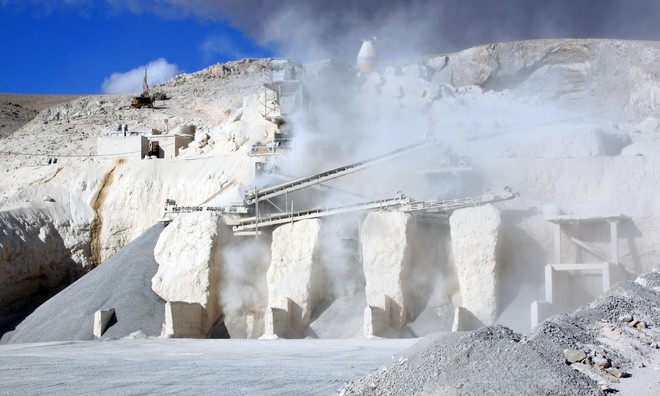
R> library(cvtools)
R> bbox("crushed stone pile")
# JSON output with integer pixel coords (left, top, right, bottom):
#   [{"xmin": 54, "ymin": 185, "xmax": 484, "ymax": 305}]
[
  {"xmin": 1, "ymin": 224, "xmax": 166, "ymax": 344},
  {"xmin": 339, "ymin": 269, "xmax": 660, "ymax": 395}
]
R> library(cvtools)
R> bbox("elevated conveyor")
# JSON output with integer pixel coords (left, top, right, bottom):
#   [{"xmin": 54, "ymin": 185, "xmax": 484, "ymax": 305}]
[
  {"xmin": 244, "ymin": 140, "xmax": 445, "ymax": 206},
  {"xmin": 232, "ymin": 189, "xmax": 515, "ymax": 236}
]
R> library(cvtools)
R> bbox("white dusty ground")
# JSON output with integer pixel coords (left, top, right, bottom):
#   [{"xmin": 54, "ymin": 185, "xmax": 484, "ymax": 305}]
[
  {"xmin": 0, "ymin": 338, "xmax": 417, "ymax": 396},
  {"xmin": 2, "ymin": 268, "xmax": 659, "ymax": 395}
]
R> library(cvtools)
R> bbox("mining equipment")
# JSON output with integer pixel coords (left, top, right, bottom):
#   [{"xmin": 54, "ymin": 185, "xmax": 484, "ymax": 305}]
[
  {"xmin": 131, "ymin": 68, "xmax": 155, "ymax": 109},
  {"xmin": 160, "ymin": 139, "xmax": 516, "ymax": 235}
]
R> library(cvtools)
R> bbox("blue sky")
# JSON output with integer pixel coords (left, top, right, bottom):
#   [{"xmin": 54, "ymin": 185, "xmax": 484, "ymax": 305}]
[
  {"xmin": 2, "ymin": 1, "xmax": 659, "ymax": 95},
  {"xmin": 0, "ymin": 4, "xmax": 272, "ymax": 94}
]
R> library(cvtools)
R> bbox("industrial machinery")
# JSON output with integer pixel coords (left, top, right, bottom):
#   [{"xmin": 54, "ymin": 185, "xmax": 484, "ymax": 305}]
[
  {"xmin": 131, "ymin": 68, "xmax": 155, "ymax": 109},
  {"xmin": 131, "ymin": 96, "xmax": 154, "ymax": 109},
  {"xmin": 160, "ymin": 140, "xmax": 517, "ymax": 235}
]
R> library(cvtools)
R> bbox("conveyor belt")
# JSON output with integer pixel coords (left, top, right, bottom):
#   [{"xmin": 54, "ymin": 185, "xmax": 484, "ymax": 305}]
[
  {"xmin": 232, "ymin": 195, "xmax": 412, "ymax": 234},
  {"xmin": 244, "ymin": 140, "xmax": 445, "ymax": 205},
  {"xmin": 233, "ymin": 189, "xmax": 515, "ymax": 236}
]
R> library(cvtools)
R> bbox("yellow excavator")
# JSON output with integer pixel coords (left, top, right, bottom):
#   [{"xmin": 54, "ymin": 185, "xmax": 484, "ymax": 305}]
[{"xmin": 131, "ymin": 68, "xmax": 155, "ymax": 109}]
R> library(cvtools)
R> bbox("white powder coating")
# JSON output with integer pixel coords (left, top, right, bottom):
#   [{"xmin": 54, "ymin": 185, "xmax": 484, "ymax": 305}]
[
  {"xmin": 267, "ymin": 219, "xmax": 324, "ymax": 331},
  {"xmin": 450, "ymin": 204, "xmax": 502, "ymax": 325},
  {"xmin": 361, "ymin": 212, "xmax": 413, "ymax": 328},
  {"xmin": 152, "ymin": 212, "xmax": 227, "ymax": 333}
]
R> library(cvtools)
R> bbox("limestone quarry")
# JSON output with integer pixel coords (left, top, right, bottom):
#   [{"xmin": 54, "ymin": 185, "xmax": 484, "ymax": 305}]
[{"xmin": 1, "ymin": 39, "xmax": 660, "ymax": 394}]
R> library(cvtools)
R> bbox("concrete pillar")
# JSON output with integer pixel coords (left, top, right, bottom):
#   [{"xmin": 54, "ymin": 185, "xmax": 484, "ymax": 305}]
[
  {"xmin": 451, "ymin": 306, "xmax": 484, "ymax": 332},
  {"xmin": 165, "ymin": 301, "xmax": 205, "ymax": 338},
  {"xmin": 609, "ymin": 220, "xmax": 619, "ymax": 264},
  {"xmin": 93, "ymin": 308, "xmax": 115, "ymax": 339},
  {"xmin": 553, "ymin": 223, "xmax": 563, "ymax": 264},
  {"xmin": 544, "ymin": 264, "xmax": 554, "ymax": 303},
  {"xmin": 262, "ymin": 297, "xmax": 292, "ymax": 339},
  {"xmin": 602, "ymin": 262, "xmax": 611, "ymax": 292},
  {"xmin": 363, "ymin": 295, "xmax": 391, "ymax": 338},
  {"xmin": 246, "ymin": 313, "xmax": 258, "ymax": 339},
  {"xmin": 530, "ymin": 301, "xmax": 553, "ymax": 328}
]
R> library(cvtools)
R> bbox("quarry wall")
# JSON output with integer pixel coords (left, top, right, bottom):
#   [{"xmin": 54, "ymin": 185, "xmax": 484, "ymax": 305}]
[{"xmin": 3, "ymin": 40, "xmax": 660, "ymax": 339}]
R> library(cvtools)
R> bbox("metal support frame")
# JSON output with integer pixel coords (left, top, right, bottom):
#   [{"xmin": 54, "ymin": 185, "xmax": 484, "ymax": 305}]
[
  {"xmin": 244, "ymin": 140, "xmax": 445, "ymax": 206},
  {"xmin": 532, "ymin": 214, "xmax": 627, "ymax": 327},
  {"xmin": 232, "ymin": 190, "xmax": 515, "ymax": 236}
]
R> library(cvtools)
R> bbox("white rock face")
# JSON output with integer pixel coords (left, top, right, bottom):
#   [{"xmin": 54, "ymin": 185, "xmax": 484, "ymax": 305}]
[
  {"xmin": 98, "ymin": 155, "xmax": 251, "ymax": 263},
  {"xmin": 209, "ymin": 92, "xmax": 279, "ymax": 153},
  {"xmin": 267, "ymin": 219, "xmax": 323, "ymax": 332},
  {"xmin": 0, "ymin": 60, "xmax": 269, "ymax": 326},
  {"xmin": 361, "ymin": 212, "xmax": 413, "ymax": 328},
  {"xmin": 426, "ymin": 39, "xmax": 660, "ymax": 122},
  {"xmin": 450, "ymin": 205, "xmax": 502, "ymax": 326},
  {"xmin": 0, "ymin": 212, "xmax": 83, "ymax": 317},
  {"xmin": 152, "ymin": 212, "xmax": 228, "ymax": 333},
  {"xmin": 360, "ymin": 212, "xmax": 454, "ymax": 335},
  {"xmin": 0, "ymin": 163, "xmax": 102, "ymax": 320}
]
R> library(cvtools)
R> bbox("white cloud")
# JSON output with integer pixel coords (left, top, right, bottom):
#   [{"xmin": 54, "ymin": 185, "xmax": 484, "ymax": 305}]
[{"xmin": 101, "ymin": 58, "xmax": 181, "ymax": 94}]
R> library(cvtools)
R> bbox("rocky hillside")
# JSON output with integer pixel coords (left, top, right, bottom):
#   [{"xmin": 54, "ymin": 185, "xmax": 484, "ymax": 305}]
[
  {"xmin": 1, "ymin": 39, "xmax": 660, "ymax": 345},
  {"xmin": 0, "ymin": 93, "xmax": 82, "ymax": 138},
  {"xmin": 0, "ymin": 58, "xmax": 272, "ymax": 334}
]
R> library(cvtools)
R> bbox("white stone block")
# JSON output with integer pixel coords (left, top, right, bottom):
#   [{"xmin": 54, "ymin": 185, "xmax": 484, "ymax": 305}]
[
  {"xmin": 530, "ymin": 300, "xmax": 553, "ymax": 328},
  {"xmin": 363, "ymin": 295, "xmax": 391, "ymax": 338},
  {"xmin": 451, "ymin": 306, "xmax": 484, "ymax": 332},
  {"xmin": 93, "ymin": 308, "xmax": 115, "ymax": 339},
  {"xmin": 361, "ymin": 212, "xmax": 413, "ymax": 328},
  {"xmin": 262, "ymin": 297, "xmax": 292, "ymax": 339},
  {"xmin": 165, "ymin": 301, "xmax": 204, "ymax": 338},
  {"xmin": 152, "ymin": 212, "xmax": 228, "ymax": 335},
  {"xmin": 450, "ymin": 205, "xmax": 502, "ymax": 326},
  {"xmin": 267, "ymin": 220, "xmax": 323, "ymax": 335}
]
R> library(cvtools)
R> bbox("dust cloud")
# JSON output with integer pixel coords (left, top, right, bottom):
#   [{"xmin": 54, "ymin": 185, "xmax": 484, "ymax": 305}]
[{"xmin": 208, "ymin": 0, "xmax": 650, "ymax": 338}]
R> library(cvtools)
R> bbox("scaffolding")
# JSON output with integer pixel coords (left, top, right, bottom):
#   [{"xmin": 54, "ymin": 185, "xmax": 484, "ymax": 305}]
[{"xmin": 531, "ymin": 214, "xmax": 629, "ymax": 328}]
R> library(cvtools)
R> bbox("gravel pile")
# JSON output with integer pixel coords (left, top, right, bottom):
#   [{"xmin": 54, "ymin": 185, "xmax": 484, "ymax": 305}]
[
  {"xmin": 1, "ymin": 224, "xmax": 166, "ymax": 344},
  {"xmin": 340, "ymin": 269, "xmax": 660, "ymax": 395}
]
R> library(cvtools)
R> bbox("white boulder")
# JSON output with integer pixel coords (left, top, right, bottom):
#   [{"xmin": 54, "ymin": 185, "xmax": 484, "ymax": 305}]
[
  {"xmin": 450, "ymin": 204, "xmax": 502, "ymax": 326},
  {"xmin": 361, "ymin": 212, "xmax": 413, "ymax": 328},
  {"xmin": 152, "ymin": 211, "xmax": 228, "ymax": 333},
  {"xmin": 267, "ymin": 219, "xmax": 324, "ymax": 334}
]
